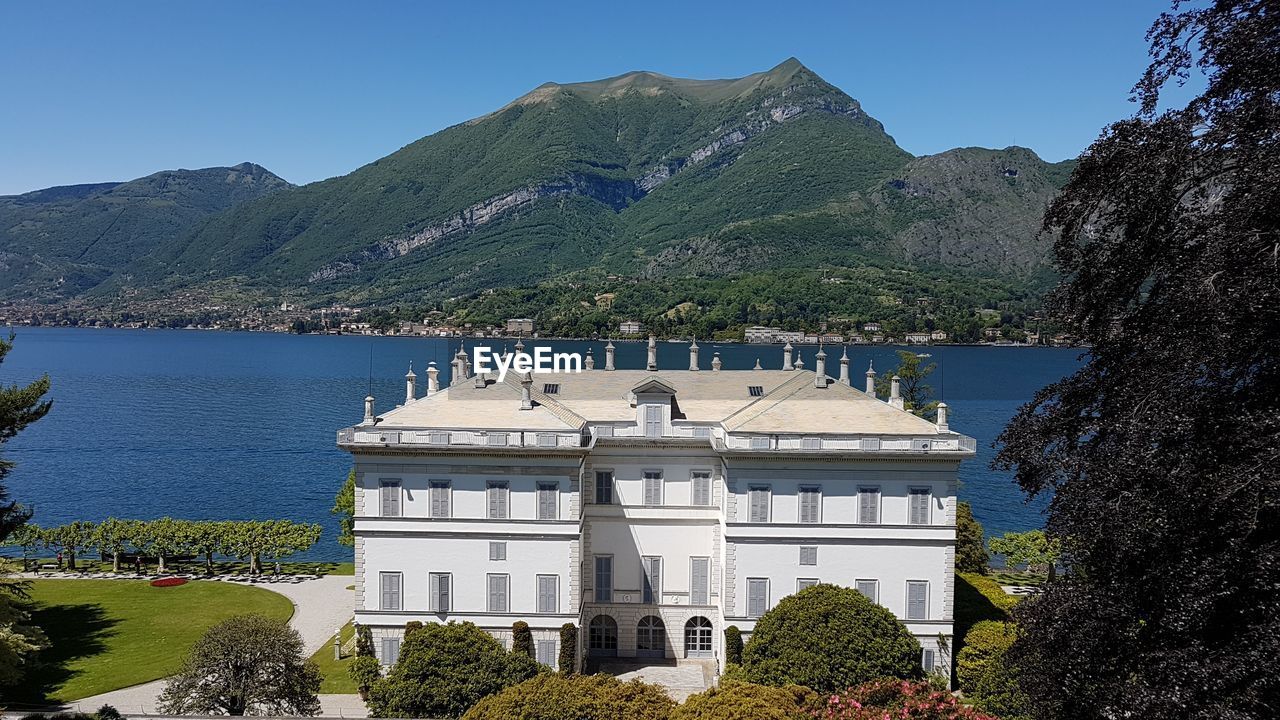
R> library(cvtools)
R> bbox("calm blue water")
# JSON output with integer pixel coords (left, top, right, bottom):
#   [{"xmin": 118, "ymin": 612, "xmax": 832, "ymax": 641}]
[{"xmin": 1, "ymin": 328, "xmax": 1080, "ymax": 559}]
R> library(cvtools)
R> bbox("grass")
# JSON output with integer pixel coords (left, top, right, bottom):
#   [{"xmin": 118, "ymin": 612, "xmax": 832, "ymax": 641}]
[
  {"xmin": 28, "ymin": 558, "xmax": 355, "ymax": 577},
  {"xmin": 16, "ymin": 579, "xmax": 294, "ymax": 703},
  {"xmin": 308, "ymin": 619, "xmax": 357, "ymax": 693},
  {"xmin": 988, "ymin": 569, "xmax": 1047, "ymax": 587}
]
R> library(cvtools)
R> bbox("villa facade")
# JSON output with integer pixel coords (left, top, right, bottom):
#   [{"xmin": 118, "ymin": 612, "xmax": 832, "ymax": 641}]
[{"xmin": 337, "ymin": 339, "xmax": 974, "ymax": 675}]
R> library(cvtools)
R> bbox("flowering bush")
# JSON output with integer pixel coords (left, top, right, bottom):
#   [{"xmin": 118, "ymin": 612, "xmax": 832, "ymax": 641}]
[
  {"xmin": 150, "ymin": 577, "xmax": 188, "ymax": 587},
  {"xmin": 815, "ymin": 679, "xmax": 998, "ymax": 720}
]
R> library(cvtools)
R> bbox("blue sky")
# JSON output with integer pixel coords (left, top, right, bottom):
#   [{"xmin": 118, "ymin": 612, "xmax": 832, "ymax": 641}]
[{"xmin": 0, "ymin": 1, "xmax": 1184, "ymax": 195}]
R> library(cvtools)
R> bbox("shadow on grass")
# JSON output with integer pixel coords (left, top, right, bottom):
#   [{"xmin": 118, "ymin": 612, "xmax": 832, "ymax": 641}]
[{"xmin": 11, "ymin": 602, "xmax": 118, "ymax": 705}]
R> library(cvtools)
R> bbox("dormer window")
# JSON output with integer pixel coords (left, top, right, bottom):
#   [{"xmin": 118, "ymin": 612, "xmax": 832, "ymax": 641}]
[{"xmin": 644, "ymin": 405, "xmax": 662, "ymax": 438}]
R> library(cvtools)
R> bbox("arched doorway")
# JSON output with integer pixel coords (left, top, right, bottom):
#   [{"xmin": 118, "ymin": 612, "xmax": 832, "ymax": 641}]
[
  {"xmin": 588, "ymin": 615, "xmax": 618, "ymax": 657},
  {"xmin": 685, "ymin": 616, "xmax": 713, "ymax": 658},
  {"xmin": 636, "ymin": 615, "xmax": 666, "ymax": 658}
]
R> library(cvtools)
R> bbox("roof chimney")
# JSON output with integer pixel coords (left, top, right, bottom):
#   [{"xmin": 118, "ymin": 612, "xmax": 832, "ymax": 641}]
[
  {"xmin": 839, "ymin": 347, "xmax": 850, "ymax": 385},
  {"xmin": 689, "ymin": 339, "xmax": 700, "ymax": 371},
  {"xmin": 782, "ymin": 342, "xmax": 794, "ymax": 370},
  {"xmin": 865, "ymin": 361, "xmax": 877, "ymax": 396},
  {"xmin": 514, "ymin": 338, "xmax": 525, "ymax": 354},
  {"xmin": 712, "ymin": 352, "xmax": 722, "ymax": 371},
  {"xmin": 451, "ymin": 350, "xmax": 466, "ymax": 387},
  {"xmin": 519, "ymin": 371, "xmax": 533, "ymax": 410},
  {"xmin": 889, "ymin": 375, "xmax": 904, "ymax": 409},
  {"xmin": 585, "ymin": 348, "xmax": 595, "ymax": 370},
  {"xmin": 647, "ymin": 335, "xmax": 657, "ymax": 371},
  {"xmin": 363, "ymin": 395, "xmax": 375, "ymax": 424},
  {"xmin": 426, "ymin": 362, "xmax": 439, "ymax": 395},
  {"xmin": 814, "ymin": 347, "xmax": 827, "ymax": 387},
  {"xmin": 404, "ymin": 362, "xmax": 417, "ymax": 404},
  {"xmin": 605, "ymin": 341, "xmax": 616, "ymax": 371},
  {"xmin": 936, "ymin": 402, "xmax": 949, "ymax": 432},
  {"xmin": 794, "ymin": 354, "xmax": 805, "ymax": 370},
  {"xmin": 753, "ymin": 358, "xmax": 763, "ymax": 371}
]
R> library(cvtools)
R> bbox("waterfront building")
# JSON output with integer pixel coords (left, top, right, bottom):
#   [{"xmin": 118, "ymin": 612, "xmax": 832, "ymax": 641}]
[
  {"xmin": 506, "ymin": 318, "xmax": 535, "ymax": 335},
  {"xmin": 619, "ymin": 320, "xmax": 645, "ymax": 335},
  {"xmin": 338, "ymin": 341, "xmax": 974, "ymax": 676}
]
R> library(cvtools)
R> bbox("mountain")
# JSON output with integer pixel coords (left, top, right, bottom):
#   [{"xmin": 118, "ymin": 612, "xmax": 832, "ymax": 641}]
[
  {"xmin": 4, "ymin": 60, "xmax": 1074, "ymax": 314},
  {"xmin": 0, "ymin": 163, "xmax": 290, "ymax": 300}
]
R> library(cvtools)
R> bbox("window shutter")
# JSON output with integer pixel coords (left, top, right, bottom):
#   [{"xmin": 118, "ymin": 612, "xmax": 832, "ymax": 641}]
[
  {"xmin": 643, "ymin": 557, "xmax": 661, "ymax": 603},
  {"xmin": 856, "ymin": 579, "xmax": 878, "ymax": 603},
  {"xmin": 538, "ymin": 483, "xmax": 557, "ymax": 519},
  {"xmin": 488, "ymin": 482, "xmax": 508, "ymax": 519},
  {"xmin": 800, "ymin": 546, "xmax": 817, "ymax": 566},
  {"xmin": 907, "ymin": 581, "xmax": 928, "ymax": 620},
  {"xmin": 692, "ymin": 472, "xmax": 711, "ymax": 506},
  {"xmin": 430, "ymin": 481, "xmax": 450, "ymax": 518},
  {"xmin": 749, "ymin": 486, "xmax": 769, "ymax": 522},
  {"xmin": 380, "ymin": 481, "xmax": 400, "ymax": 517},
  {"xmin": 644, "ymin": 472, "xmax": 662, "ymax": 506},
  {"xmin": 489, "ymin": 541, "xmax": 506, "ymax": 561},
  {"xmin": 799, "ymin": 486, "xmax": 820, "ymax": 523},
  {"xmin": 594, "ymin": 557, "xmax": 612, "ymax": 603},
  {"xmin": 645, "ymin": 405, "xmax": 662, "ymax": 437},
  {"xmin": 690, "ymin": 558, "xmax": 709, "ymax": 605},
  {"xmin": 859, "ymin": 488, "xmax": 879, "ymax": 524},
  {"xmin": 747, "ymin": 578, "xmax": 768, "ymax": 617},
  {"xmin": 439, "ymin": 574, "xmax": 450, "ymax": 611},
  {"xmin": 910, "ymin": 489, "xmax": 930, "ymax": 525},
  {"xmin": 538, "ymin": 575, "xmax": 557, "ymax": 613},
  {"xmin": 381, "ymin": 637, "xmax": 401, "ymax": 665},
  {"xmin": 797, "ymin": 578, "xmax": 819, "ymax": 591},
  {"xmin": 488, "ymin": 574, "xmax": 507, "ymax": 612},
  {"xmin": 536, "ymin": 639, "xmax": 556, "ymax": 667},
  {"xmin": 381, "ymin": 572, "xmax": 401, "ymax": 610},
  {"xmin": 922, "ymin": 649, "xmax": 936, "ymax": 672}
]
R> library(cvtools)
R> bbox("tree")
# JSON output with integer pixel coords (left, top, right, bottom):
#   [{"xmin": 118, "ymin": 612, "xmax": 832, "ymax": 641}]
[
  {"xmin": 461, "ymin": 673, "xmax": 674, "ymax": 720},
  {"xmin": 955, "ymin": 502, "xmax": 988, "ymax": 574},
  {"xmin": 875, "ymin": 350, "xmax": 938, "ymax": 419},
  {"xmin": 366, "ymin": 621, "xmax": 541, "ymax": 718},
  {"xmin": 93, "ymin": 518, "xmax": 141, "ymax": 573},
  {"xmin": 158, "ymin": 614, "xmax": 321, "ymax": 716},
  {"xmin": 332, "ymin": 470, "xmax": 355, "ymax": 547},
  {"xmin": 44, "ymin": 521, "xmax": 96, "ymax": 570},
  {"xmin": 739, "ymin": 584, "xmax": 921, "ymax": 692},
  {"xmin": 988, "ymin": 530, "xmax": 1059, "ymax": 577},
  {"xmin": 723, "ymin": 625, "xmax": 743, "ymax": 666},
  {"xmin": 993, "ymin": 2, "xmax": 1280, "ymax": 718},
  {"xmin": 557, "ymin": 623, "xmax": 576, "ymax": 675},
  {"xmin": 349, "ymin": 655, "xmax": 381, "ymax": 700},
  {"xmin": 4, "ymin": 523, "xmax": 41, "ymax": 572},
  {"xmin": 355, "ymin": 625, "xmax": 375, "ymax": 658},
  {"xmin": 187, "ymin": 521, "xmax": 228, "ymax": 575},
  {"xmin": 511, "ymin": 621, "xmax": 533, "ymax": 659},
  {"xmin": 0, "ymin": 334, "xmax": 51, "ymax": 545},
  {"xmin": 146, "ymin": 517, "xmax": 193, "ymax": 574},
  {"xmin": 674, "ymin": 681, "xmax": 818, "ymax": 720}
]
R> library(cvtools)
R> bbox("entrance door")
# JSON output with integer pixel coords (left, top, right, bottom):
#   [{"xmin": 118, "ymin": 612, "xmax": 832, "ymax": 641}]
[
  {"xmin": 684, "ymin": 616, "xmax": 713, "ymax": 658},
  {"xmin": 636, "ymin": 615, "xmax": 666, "ymax": 658}
]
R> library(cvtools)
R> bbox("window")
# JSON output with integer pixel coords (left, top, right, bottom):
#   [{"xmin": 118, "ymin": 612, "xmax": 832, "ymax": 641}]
[
  {"xmin": 856, "ymin": 579, "xmax": 879, "ymax": 604},
  {"xmin": 430, "ymin": 573, "xmax": 452, "ymax": 612},
  {"xmin": 537, "ymin": 433, "xmax": 556, "ymax": 447},
  {"xmin": 909, "ymin": 488, "xmax": 932, "ymax": 525},
  {"xmin": 379, "ymin": 479, "xmax": 401, "ymax": 517},
  {"xmin": 487, "ymin": 573, "xmax": 509, "ymax": 612},
  {"xmin": 858, "ymin": 487, "xmax": 880, "ymax": 524},
  {"xmin": 748, "ymin": 485, "xmax": 771, "ymax": 523},
  {"xmin": 537, "ymin": 574, "xmax": 558, "ymax": 613},
  {"xmin": 799, "ymin": 485, "xmax": 822, "ymax": 523},
  {"xmin": 749, "ymin": 436, "xmax": 769, "ymax": 450},
  {"xmin": 594, "ymin": 556, "xmax": 613, "ymax": 603},
  {"xmin": 595, "ymin": 425, "xmax": 614, "ymax": 438},
  {"xmin": 588, "ymin": 615, "xmax": 618, "ymax": 655},
  {"xmin": 379, "ymin": 572, "xmax": 402, "ymax": 611},
  {"xmin": 690, "ymin": 557, "xmax": 710, "ymax": 605},
  {"xmin": 537, "ymin": 482, "xmax": 559, "ymax": 520},
  {"xmin": 429, "ymin": 431, "xmax": 450, "ymax": 444},
  {"xmin": 691, "ymin": 471, "xmax": 712, "ymax": 506},
  {"xmin": 642, "ymin": 556, "xmax": 662, "ymax": 604},
  {"xmin": 536, "ymin": 639, "xmax": 557, "ymax": 667},
  {"xmin": 380, "ymin": 637, "xmax": 401, "ymax": 665},
  {"xmin": 747, "ymin": 578, "xmax": 769, "ymax": 618},
  {"xmin": 802, "ymin": 436, "xmax": 821, "ymax": 450},
  {"xmin": 429, "ymin": 480, "xmax": 451, "ymax": 518},
  {"xmin": 487, "ymin": 481, "xmax": 509, "ymax": 519},
  {"xmin": 907, "ymin": 581, "xmax": 929, "ymax": 620},
  {"xmin": 644, "ymin": 405, "xmax": 662, "ymax": 438},
  {"xmin": 594, "ymin": 471, "xmax": 613, "ymax": 504},
  {"xmin": 489, "ymin": 541, "xmax": 507, "ymax": 561},
  {"xmin": 922, "ymin": 648, "xmax": 936, "ymax": 672},
  {"xmin": 693, "ymin": 426, "xmax": 711, "ymax": 439},
  {"xmin": 797, "ymin": 578, "xmax": 820, "ymax": 592},
  {"xmin": 799, "ymin": 546, "xmax": 817, "ymax": 566},
  {"xmin": 685, "ymin": 616, "xmax": 713, "ymax": 657},
  {"xmin": 748, "ymin": 385, "xmax": 764, "ymax": 397},
  {"xmin": 542, "ymin": 383, "xmax": 560, "ymax": 395},
  {"xmin": 487, "ymin": 432, "xmax": 508, "ymax": 447},
  {"xmin": 643, "ymin": 471, "xmax": 664, "ymax": 506}
]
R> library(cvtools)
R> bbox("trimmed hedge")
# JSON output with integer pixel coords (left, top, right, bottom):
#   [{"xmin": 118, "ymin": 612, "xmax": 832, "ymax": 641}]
[
  {"xmin": 512, "ymin": 621, "xmax": 534, "ymax": 659},
  {"xmin": 723, "ymin": 625, "xmax": 743, "ymax": 666},
  {"xmin": 558, "ymin": 623, "xmax": 577, "ymax": 674},
  {"xmin": 957, "ymin": 621, "xmax": 1030, "ymax": 720},
  {"xmin": 739, "ymin": 584, "xmax": 921, "ymax": 692},
  {"xmin": 673, "ymin": 680, "xmax": 819, "ymax": 720},
  {"xmin": 461, "ymin": 673, "xmax": 674, "ymax": 720}
]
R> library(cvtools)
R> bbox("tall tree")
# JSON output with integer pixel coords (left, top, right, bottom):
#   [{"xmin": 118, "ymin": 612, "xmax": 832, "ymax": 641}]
[
  {"xmin": 0, "ymin": 334, "xmax": 51, "ymax": 544},
  {"xmin": 994, "ymin": 2, "xmax": 1280, "ymax": 718},
  {"xmin": 954, "ymin": 501, "xmax": 989, "ymax": 574},
  {"xmin": 159, "ymin": 614, "xmax": 321, "ymax": 716},
  {"xmin": 332, "ymin": 470, "xmax": 355, "ymax": 547},
  {"xmin": 875, "ymin": 350, "xmax": 938, "ymax": 419}
]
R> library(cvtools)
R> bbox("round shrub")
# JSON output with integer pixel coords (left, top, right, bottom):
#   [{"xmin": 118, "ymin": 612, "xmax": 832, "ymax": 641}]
[
  {"xmin": 740, "ymin": 584, "xmax": 921, "ymax": 692},
  {"xmin": 366, "ymin": 621, "xmax": 541, "ymax": 718},
  {"xmin": 404, "ymin": 620, "xmax": 425, "ymax": 640},
  {"xmin": 462, "ymin": 673, "xmax": 674, "ymax": 720},
  {"xmin": 673, "ymin": 680, "xmax": 818, "ymax": 720},
  {"xmin": 723, "ymin": 625, "xmax": 743, "ymax": 666},
  {"xmin": 817, "ymin": 679, "xmax": 997, "ymax": 719}
]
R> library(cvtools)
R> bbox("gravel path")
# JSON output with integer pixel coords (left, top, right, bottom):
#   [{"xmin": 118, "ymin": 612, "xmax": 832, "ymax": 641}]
[{"xmin": 41, "ymin": 574, "xmax": 360, "ymax": 716}]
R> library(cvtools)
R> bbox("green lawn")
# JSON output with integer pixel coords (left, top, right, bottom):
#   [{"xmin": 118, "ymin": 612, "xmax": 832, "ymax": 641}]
[
  {"xmin": 18, "ymin": 579, "xmax": 294, "ymax": 702},
  {"xmin": 308, "ymin": 619, "xmax": 357, "ymax": 693}
]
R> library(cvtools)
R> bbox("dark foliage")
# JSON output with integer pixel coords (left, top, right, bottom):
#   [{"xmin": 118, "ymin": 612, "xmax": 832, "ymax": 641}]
[
  {"xmin": 461, "ymin": 673, "xmax": 674, "ymax": 720},
  {"xmin": 994, "ymin": 2, "xmax": 1280, "ymax": 718},
  {"xmin": 723, "ymin": 625, "xmax": 743, "ymax": 666},
  {"xmin": 0, "ymin": 334, "xmax": 51, "ymax": 545},
  {"xmin": 955, "ymin": 501, "xmax": 989, "ymax": 574},
  {"xmin": 558, "ymin": 623, "xmax": 577, "ymax": 674},
  {"xmin": 673, "ymin": 680, "xmax": 819, "ymax": 720},
  {"xmin": 511, "ymin": 621, "xmax": 533, "ymax": 659}
]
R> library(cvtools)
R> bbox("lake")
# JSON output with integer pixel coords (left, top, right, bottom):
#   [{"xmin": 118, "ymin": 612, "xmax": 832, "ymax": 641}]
[{"xmin": 1, "ymin": 328, "xmax": 1080, "ymax": 559}]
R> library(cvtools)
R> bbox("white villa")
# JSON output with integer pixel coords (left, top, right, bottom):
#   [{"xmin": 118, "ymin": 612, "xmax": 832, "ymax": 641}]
[{"xmin": 337, "ymin": 338, "xmax": 975, "ymax": 676}]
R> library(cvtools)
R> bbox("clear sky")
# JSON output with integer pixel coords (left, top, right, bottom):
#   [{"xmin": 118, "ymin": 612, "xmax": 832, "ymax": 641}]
[{"xmin": 0, "ymin": 1, "xmax": 1185, "ymax": 195}]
